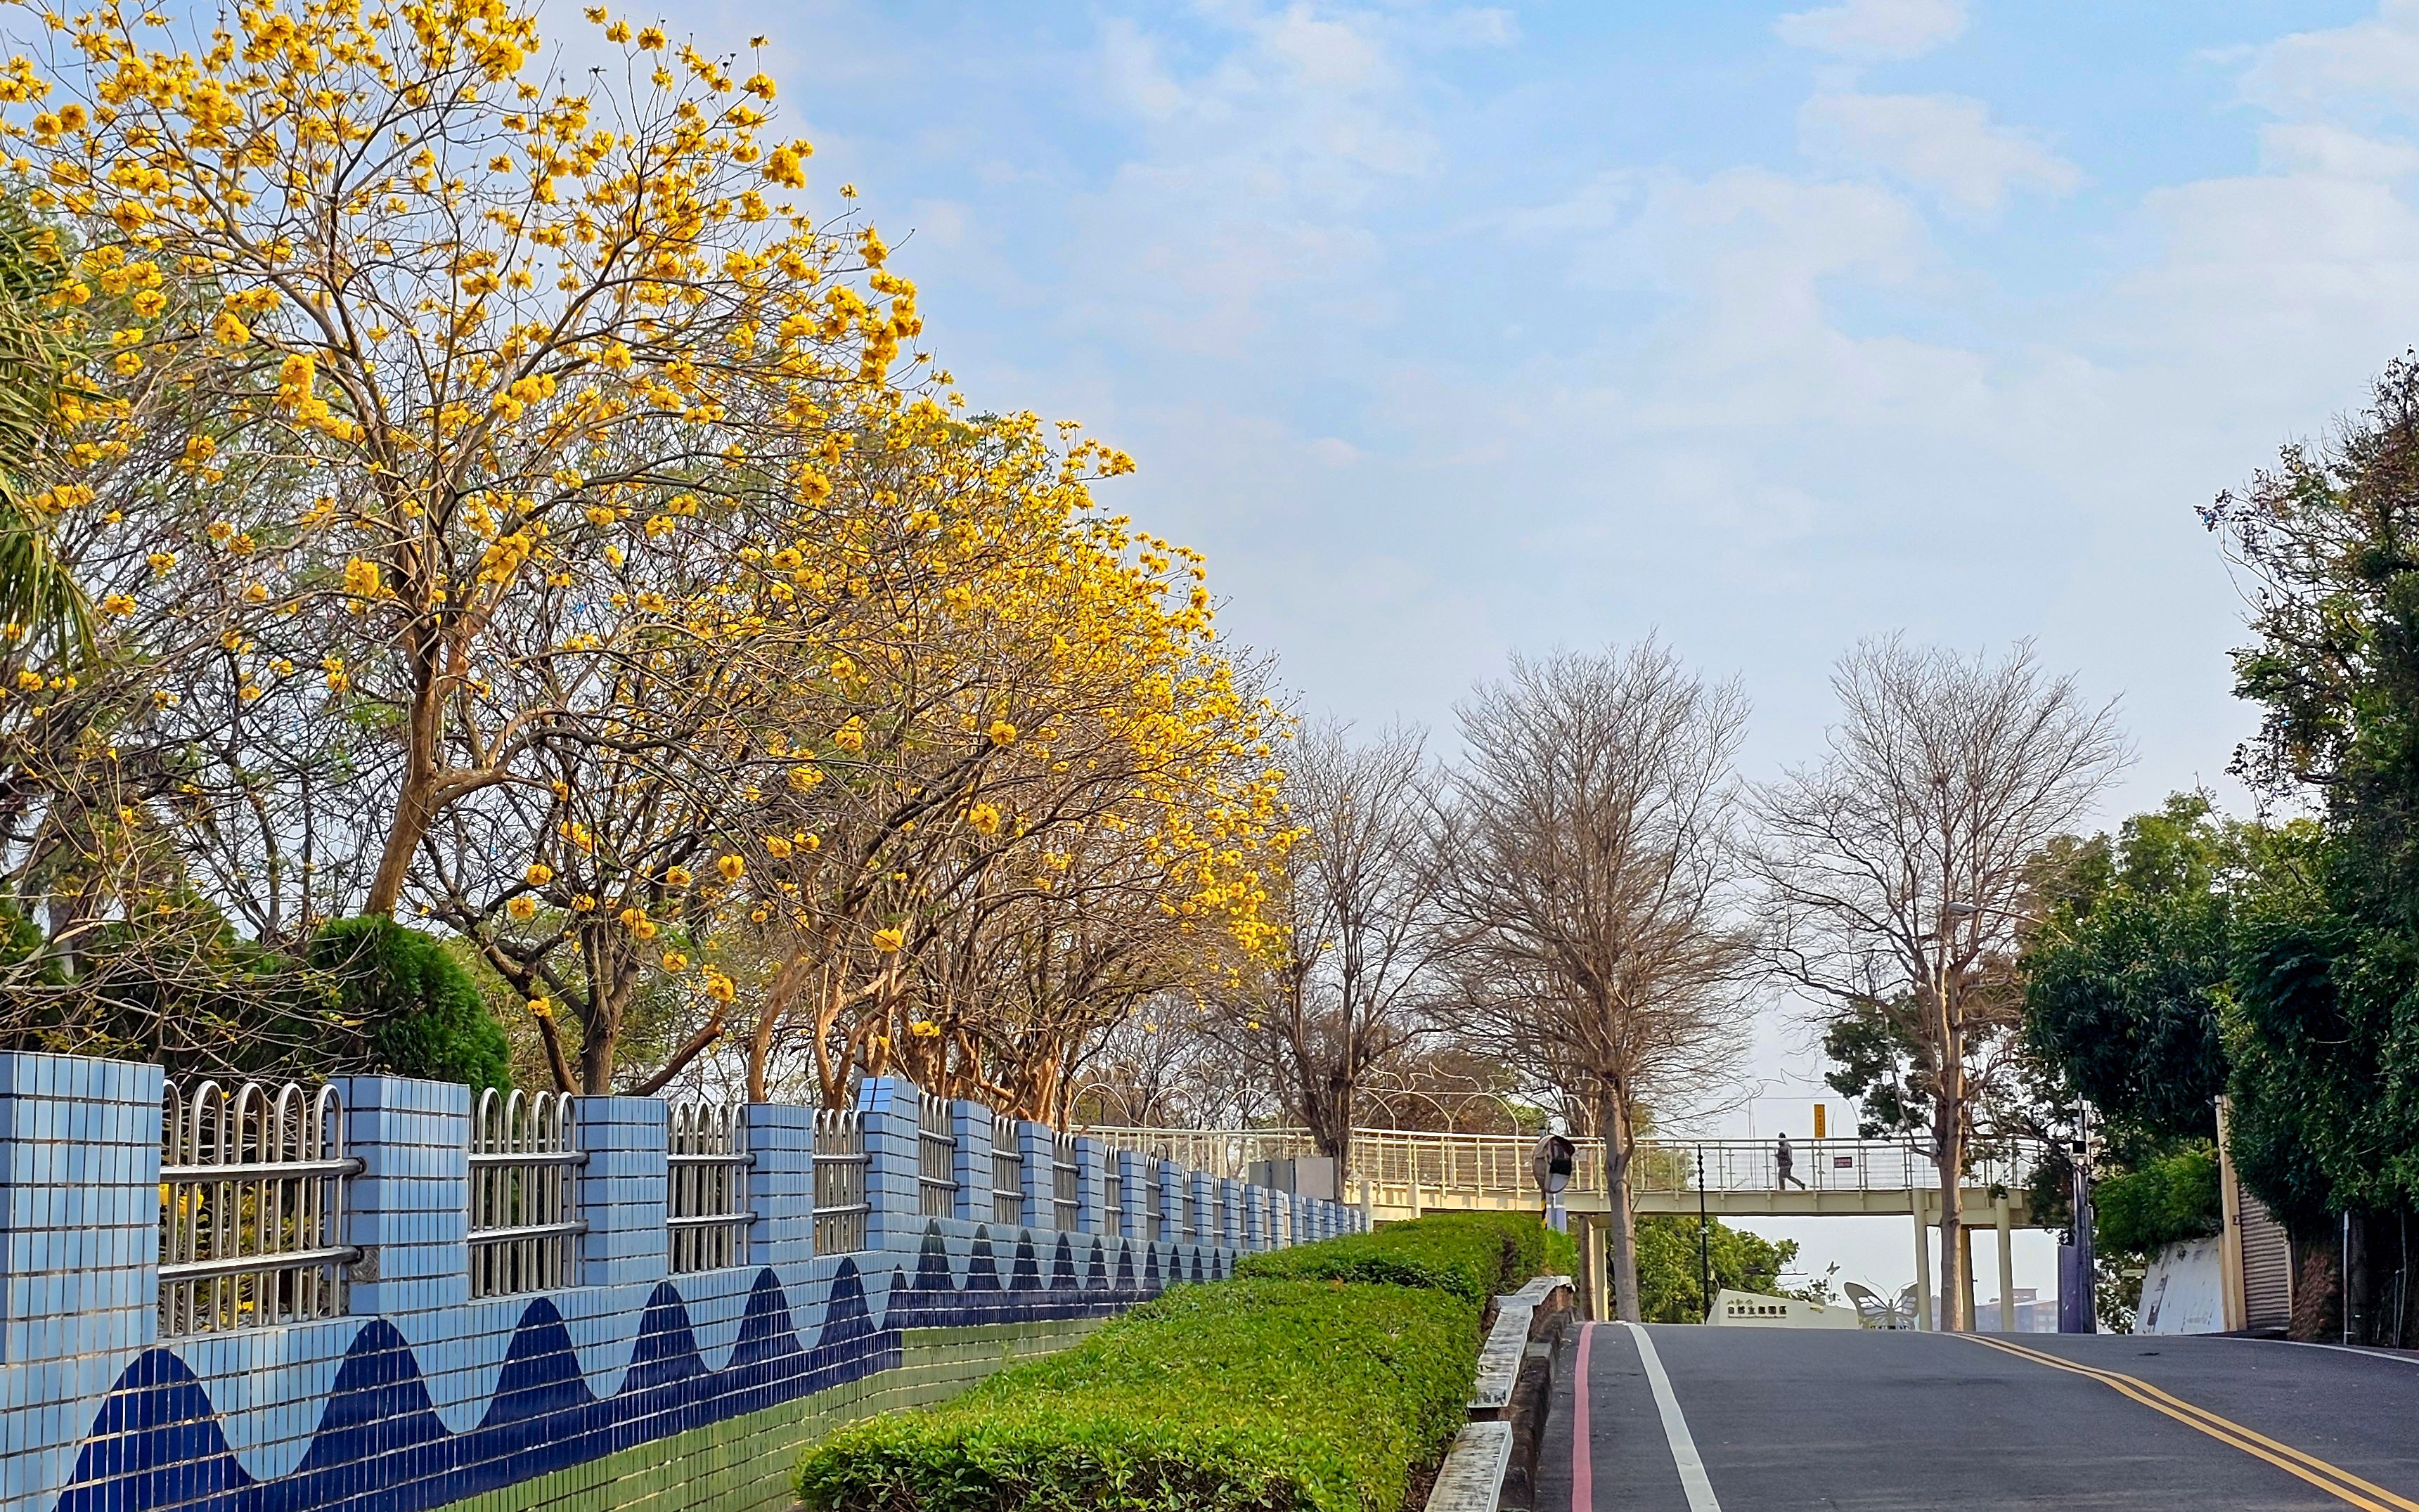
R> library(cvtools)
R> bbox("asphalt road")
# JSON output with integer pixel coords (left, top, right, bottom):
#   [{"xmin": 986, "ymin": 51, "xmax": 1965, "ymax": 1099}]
[{"xmin": 1533, "ymin": 1323, "xmax": 2419, "ymax": 1511}]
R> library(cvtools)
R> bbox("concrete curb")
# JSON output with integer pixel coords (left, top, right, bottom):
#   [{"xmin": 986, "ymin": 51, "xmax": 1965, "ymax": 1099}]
[
  {"xmin": 1425, "ymin": 1421, "xmax": 1516, "ymax": 1512},
  {"xmin": 1473, "ymin": 1274, "xmax": 1573, "ymax": 1416},
  {"xmin": 1434, "ymin": 1274, "xmax": 1576, "ymax": 1511}
]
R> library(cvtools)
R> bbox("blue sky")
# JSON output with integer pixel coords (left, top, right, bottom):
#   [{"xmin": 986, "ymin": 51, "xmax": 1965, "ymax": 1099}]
[
  {"xmin": 728, "ymin": 0, "xmax": 2406, "ymax": 812},
  {"xmin": 707, "ymin": 0, "xmax": 2419, "ymax": 1291}
]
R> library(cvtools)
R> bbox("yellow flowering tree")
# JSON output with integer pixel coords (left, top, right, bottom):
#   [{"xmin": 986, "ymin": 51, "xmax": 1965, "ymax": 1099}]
[
  {"xmin": 709, "ymin": 411, "xmax": 1291, "ymax": 1112},
  {"xmin": 0, "ymin": 0, "xmax": 927, "ymax": 918}
]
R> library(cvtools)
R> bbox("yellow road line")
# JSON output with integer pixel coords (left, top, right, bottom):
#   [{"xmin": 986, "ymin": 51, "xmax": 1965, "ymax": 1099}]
[{"xmin": 1961, "ymin": 1334, "xmax": 2419, "ymax": 1512}]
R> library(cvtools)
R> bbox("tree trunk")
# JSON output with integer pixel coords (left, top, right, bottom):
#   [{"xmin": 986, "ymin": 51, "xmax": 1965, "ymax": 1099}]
[
  {"xmin": 1934, "ymin": 1101, "xmax": 1967, "ymax": 1332},
  {"xmin": 1601, "ymin": 1087, "xmax": 1642, "ymax": 1322},
  {"xmin": 1305, "ymin": 1071, "xmax": 1353, "ymax": 1166},
  {"xmin": 364, "ymin": 634, "xmax": 446, "ymax": 918},
  {"xmin": 579, "ymin": 1018, "xmax": 616, "ymax": 1095}
]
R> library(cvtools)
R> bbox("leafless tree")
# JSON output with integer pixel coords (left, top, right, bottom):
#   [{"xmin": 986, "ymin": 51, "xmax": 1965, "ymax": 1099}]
[
  {"xmin": 1208, "ymin": 721, "xmax": 1449, "ymax": 1165},
  {"xmin": 1070, "ymin": 996, "xmax": 1277, "ymax": 1130},
  {"xmin": 1437, "ymin": 642, "xmax": 1753, "ymax": 1322},
  {"xmin": 1750, "ymin": 637, "xmax": 2126, "ymax": 1331}
]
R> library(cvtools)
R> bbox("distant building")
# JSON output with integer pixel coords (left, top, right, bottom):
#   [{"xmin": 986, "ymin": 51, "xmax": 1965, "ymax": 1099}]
[{"xmin": 1970, "ymin": 1288, "xmax": 2057, "ymax": 1333}]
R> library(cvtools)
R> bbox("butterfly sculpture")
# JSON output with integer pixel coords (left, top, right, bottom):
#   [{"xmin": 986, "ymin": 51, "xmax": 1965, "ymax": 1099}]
[{"xmin": 1843, "ymin": 1281, "xmax": 1920, "ymax": 1330}]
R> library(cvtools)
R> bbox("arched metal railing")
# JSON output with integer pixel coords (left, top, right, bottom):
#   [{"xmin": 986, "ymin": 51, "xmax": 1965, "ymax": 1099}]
[
  {"xmin": 468, "ymin": 1089, "xmax": 583, "ymax": 1297},
  {"xmin": 990, "ymin": 1114, "xmax": 1024, "ymax": 1226},
  {"xmin": 667, "ymin": 1101, "xmax": 750, "ymax": 1274},
  {"xmin": 1052, "ymin": 1133, "xmax": 1082, "ymax": 1232},
  {"xmin": 160, "ymin": 1079, "xmax": 359, "ymax": 1335},
  {"xmin": 916, "ymin": 1093, "xmax": 957, "ymax": 1217},
  {"xmin": 813, "ymin": 1109, "xmax": 868, "ymax": 1254}
]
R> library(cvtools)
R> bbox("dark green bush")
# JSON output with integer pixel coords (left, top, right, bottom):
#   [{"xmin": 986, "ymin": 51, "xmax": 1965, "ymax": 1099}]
[
  {"xmin": 1542, "ymin": 1221, "xmax": 1578, "ymax": 1279},
  {"xmin": 309, "ymin": 917, "xmax": 509, "ymax": 1090},
  {"xmin": 2094, "ymin": 1144, "xmax": 2222, "ymax": 1254},
  {"xmin": 1634, "ymin": 1215, "xmax": 1796, "ymax": 1324},
  {"xmin": 796, "ymin": 1278, "xmax": 1477, "ymax": 1512},
  {"xmin": 1232, "ymin": 1208, "xmax": 1552, "ymax": 1305}
]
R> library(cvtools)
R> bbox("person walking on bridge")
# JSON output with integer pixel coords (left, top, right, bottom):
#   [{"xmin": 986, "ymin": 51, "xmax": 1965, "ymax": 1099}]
[{"xmin": 1776, "ymin": 1132, "xmax": 1807, "ymax": 1190}]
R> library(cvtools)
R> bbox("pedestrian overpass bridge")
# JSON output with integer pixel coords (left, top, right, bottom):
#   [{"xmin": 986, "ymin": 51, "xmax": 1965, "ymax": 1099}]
[
  {"xmin": 1078, "ymin": 1125, "xmax": 2053, "ymax": 1324},
  {"xmin": 1077, "ymin": 1125, "xmax": 2046, "ymax": 1227}
]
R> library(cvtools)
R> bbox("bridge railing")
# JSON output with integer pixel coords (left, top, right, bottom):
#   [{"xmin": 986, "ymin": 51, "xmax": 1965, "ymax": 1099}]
[{"xmin": 1076, "ymin": 1124, "xmax": 2050, "ymax": 1208}]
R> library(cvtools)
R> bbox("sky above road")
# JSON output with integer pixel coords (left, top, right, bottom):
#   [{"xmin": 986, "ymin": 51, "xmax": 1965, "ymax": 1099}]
[{"xmin": 712, "ymin": 0, "xmax": 2414, "ymax": 1295}]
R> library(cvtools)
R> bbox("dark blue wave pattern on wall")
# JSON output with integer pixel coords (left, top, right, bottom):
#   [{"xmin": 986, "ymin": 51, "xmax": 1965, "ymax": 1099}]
[{"xmin": 59, "ymin": 1227, "xmax": 1226, "ymax": 1512}]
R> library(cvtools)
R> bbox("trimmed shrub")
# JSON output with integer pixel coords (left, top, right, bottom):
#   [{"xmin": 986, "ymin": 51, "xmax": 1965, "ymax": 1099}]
[
  {"xmin": 795, "ymin": 1278, "xmax": 1477, "ymax": 1512},
  {"xmin": 309, "ymin": 917, "xmax": 510, "ymax": 1090},
  {"xmin": 1542, "ymin": 1221, "xmax": 1578, "ymax": 1279},
  {"xmin": 1232, "ymin": 1208, "xmax": 1551, "ymax": 1305}
]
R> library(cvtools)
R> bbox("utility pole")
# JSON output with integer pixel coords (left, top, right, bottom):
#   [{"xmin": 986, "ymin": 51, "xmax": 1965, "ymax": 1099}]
[{"xmin": 1697, "ymin": 1144, "xmax": 1712, "ymax": 1321}]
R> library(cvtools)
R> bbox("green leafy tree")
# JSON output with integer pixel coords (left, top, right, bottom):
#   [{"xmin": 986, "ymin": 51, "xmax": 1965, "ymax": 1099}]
[
  {"xmin": 1633, "ymin": 1215, "xmax": 1796, "ymax": 1324},
  {"xmin": 310, "ymin": 917, "xmax": 510, "ymax": 1091},
  {"xmin": 2022, "ymin": 792, "xmax": 2318, "ymax": 1148},
  {"xmin": 2093, "ymin": 1146, "xmax": 2222, "ymax": 1254},
  {"xmin": 2197, "ymin": 353, "xmax": 2419, "ymax": 1342},
  {"xmin": 0, "ymin": 195, "xmax": 91, "ymax": 659}
]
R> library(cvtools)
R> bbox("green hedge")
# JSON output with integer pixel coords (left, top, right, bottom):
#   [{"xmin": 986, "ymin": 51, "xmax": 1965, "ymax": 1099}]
[
  {"xmin": 1231, "ymin": 1208, "xmax": 1552, "ymax": 1305},
  {"xmin": 794, "ymin": 1210, "xmax": 1571, "ymax": 1512},
  {"xmin": 794, "ymin": 1279, "xmax": 1476, "ymax": 1512}
]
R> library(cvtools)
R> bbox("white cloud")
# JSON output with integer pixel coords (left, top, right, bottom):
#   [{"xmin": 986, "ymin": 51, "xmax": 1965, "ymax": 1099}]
[
  {"xmin": 1419, "ymin": 7, "xmax": 1519, "ymax": 49},
  {"xmin": 1062, "ymin": 6, "xmax": 1445, "ymax": 356},
  {"xmin": 2259, "ymin": 123, "xmax": 2419, "ymax": 181},
  {"xmin": 2238, "ymin": 0, "xmax": 2419, "ymax": 122},
  {"xmin": 1774, "ymin": 0, "xmax": 1968, "ymax": 63},
  {"xmin": 1799, "ymin": 92, "xmax": 2082, "ymax": 212}
]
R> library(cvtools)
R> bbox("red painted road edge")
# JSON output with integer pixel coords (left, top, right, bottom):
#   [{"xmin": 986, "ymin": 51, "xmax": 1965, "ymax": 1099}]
[{"xmin": 1570, "ymin": 1322, "xmax": 1594, "ymax": 1512}]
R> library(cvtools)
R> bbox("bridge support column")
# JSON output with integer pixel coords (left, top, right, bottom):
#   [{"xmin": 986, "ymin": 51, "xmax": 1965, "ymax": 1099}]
[
  {"xmin": 1995, "ymin": 1195, "xmax": 2015, "ymax": 1331},
  {"xmin": 1912, "ymin": 1189, "xmax": 1933, "ymax": 1331},
  {"xmin": 1960, "ymin": 1226, "xmax": 1979, "ymax": 1332}
]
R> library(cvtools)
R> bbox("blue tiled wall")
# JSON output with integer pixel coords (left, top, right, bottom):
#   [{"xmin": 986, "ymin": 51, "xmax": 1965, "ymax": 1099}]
[{"xmin": 0, "ymin": 1057, "xmax": 1366, "ymax": 1512}]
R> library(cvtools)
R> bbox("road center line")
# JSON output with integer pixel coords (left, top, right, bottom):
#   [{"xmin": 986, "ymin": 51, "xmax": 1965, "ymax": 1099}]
[
  {"xmin": 1620, "ymin": 1320, "xmax": 1724, "ymax": 1512},
  {"xmin": 1961, "ymin": 1335, "xmax": 2418, "ymax": 1512}
]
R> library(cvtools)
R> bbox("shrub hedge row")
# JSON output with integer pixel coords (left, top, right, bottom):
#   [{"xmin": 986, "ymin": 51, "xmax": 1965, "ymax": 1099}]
[
  {"xmin": 794, "ymin": 1210, "xmax": 1563, "ymax": 1512},
  {"xmin": 1232, "ymin": 1208, "xmax": 1554, "ymax": 1305}
]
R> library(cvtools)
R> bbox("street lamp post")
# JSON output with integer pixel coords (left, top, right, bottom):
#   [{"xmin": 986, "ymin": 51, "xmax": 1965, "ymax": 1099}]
[{"xmin": 1697, "ymin": 1144, "xmax": 1712, "ymax": 1321}]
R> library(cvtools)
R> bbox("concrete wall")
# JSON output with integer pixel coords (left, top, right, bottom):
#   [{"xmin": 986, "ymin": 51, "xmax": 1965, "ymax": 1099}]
[{"xmin": 0, "ymin": 1052, "xmax": 1364, "ymax": 1512}]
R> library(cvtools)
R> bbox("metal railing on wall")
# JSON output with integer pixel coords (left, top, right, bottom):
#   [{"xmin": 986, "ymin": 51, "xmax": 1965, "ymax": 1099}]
[
  {"xmin": 990, "ymin": 1114, "xmax": 1023, "ymax": 1227},
  {"xmin": 917, "ymin": 1093, "xmax": 957, "ymax": 1218},
  {"xmin": 1081, "ymin": 1125, "xmax": 1316, "ymax": 1181},
  {"xmin": 469, "ymin": 1090, "xmax": 584, "ymax": 1298},
  {"xmin": 1053, "ymin": 1133, "xmax": 1081, "ymax": 1232},
  {"xmin": 160, "ymin": 1080, "xmax": 360, "ymax": 1336},
  {"xmin": 129, "ymin": 1083, "xmax": 1346, "ymax": 1340},
  {"xmin": 667, "ymin": 1101, "xmax": 750, "ymax": 1274},
  {"xmin": 813, "ymin": 1109, "xmax": 868, "ymax": 1254}
]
